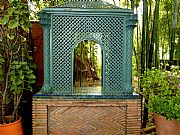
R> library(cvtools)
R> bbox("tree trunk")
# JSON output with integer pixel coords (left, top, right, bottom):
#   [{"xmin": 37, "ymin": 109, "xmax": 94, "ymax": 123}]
[
  {"xmin": 148, "ymin": 0, "xmax": 159, "ymax": 69},
  {"xmin": 170, "ymin": 0, "xmax": 178, "ymax": 62},
  {"xmin": 141, "ymin": 0, "xmax": 148, "ymax": 128},
  {"xmin": 74, "ymin": 43, "xmax": 99, "ymax": 86}
]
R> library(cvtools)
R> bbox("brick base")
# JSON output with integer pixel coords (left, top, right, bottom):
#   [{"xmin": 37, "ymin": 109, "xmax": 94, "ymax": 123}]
[{"xmin": 32, "ymin": 98, "xmax": 141, "ymax": 135}]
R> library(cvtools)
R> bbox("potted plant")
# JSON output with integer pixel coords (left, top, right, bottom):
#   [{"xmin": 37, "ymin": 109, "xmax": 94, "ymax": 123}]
[
  {"xmin": 142, "ymin": 66, "xmax": 180, "ymax": 134},
  {"xmin": 0, "ymin": 0, "xmax": 36, "ymax": 134}
]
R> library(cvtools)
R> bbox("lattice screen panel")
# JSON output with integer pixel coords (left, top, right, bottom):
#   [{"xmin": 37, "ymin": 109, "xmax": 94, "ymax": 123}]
[
  {"xmin": 52, "ymin": 15, "xmax": 124, "ymax": 95},
  {"xmin": 39, "ymin": 0, "xmax": 137, "ymax": 96}
]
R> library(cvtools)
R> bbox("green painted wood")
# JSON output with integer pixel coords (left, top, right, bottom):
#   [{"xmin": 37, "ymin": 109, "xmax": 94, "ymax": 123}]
[{"xmin": 39, "ymin": 0, "xmax": 137, "ymax": 96}]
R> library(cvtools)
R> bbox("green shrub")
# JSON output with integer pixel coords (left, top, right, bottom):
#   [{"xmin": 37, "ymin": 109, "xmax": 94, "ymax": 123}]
[{"xmin": 142, "ymin": 66, "xmax": 180, "ymax": 122}]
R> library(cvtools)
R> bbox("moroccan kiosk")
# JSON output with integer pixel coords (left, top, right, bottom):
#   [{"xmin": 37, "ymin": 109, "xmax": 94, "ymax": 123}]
[{"xmin": 32, "ymin": 1, "xmax": 141, "ymax": 134}]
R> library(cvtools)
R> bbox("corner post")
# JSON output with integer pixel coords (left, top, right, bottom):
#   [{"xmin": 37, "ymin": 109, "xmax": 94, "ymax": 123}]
[
  {"xmin": 39, "ymin": 12, "xmax": 51, "ymax": 93},
  {"xmin": 124, "ymin": 14, "xmax": 137, "ymax": 94}
]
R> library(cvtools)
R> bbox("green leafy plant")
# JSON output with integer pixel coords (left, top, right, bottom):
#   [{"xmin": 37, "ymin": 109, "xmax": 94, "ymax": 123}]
[
  {"xmin": 142, "ymin": 66, "xmax": 180, "ymax": 122},
  {"xmin": 0, "ymin": 0, "xmax": 36, "ymax": 123}
]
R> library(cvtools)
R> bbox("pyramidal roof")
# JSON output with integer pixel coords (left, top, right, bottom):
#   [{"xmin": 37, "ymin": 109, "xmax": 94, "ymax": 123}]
[{"xmin": 55, "ymin": 0, "xmax": 121, "ymax": 9}]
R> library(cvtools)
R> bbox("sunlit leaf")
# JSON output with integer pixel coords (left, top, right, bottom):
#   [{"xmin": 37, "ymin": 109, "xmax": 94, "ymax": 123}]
[
  {"xmin": 8, "ymin": 8, "xmax": 15, "ymax": 15},
  {"xmin": 15, "ymin": 78, "xmax": 23, "ymax": 85},
  {"xmin": 21, "ymin": 25, "xmax": 29, "ymax": 33},
  {"xmin": 27, "ymin": 70, "xmax": 33, "ymax": 74},
  {"xmin": 7, "ymin": 33, "xmax": 15, "ymax": 40},
  {"xmin": 12, "ymin": 61, "xmax": 19, "ymax": 65},
  {"xmin": 30, "ymin": 63, "xmax": 37, "ymax": 69},
  {"xmin": 8, "ymin": 0, "xmax": 14, "ymax": 3},
  {"xmin": 29, "ymin": 79, "xmax": 35, "ymax": 84},
  {"xmin": 10, "ymin": 74, "xmax": 16, "ymax": 82},
  {"xmin": 8, "ymin": 20, "xmax": 19, "ymax": 29},
  {"xmin": 20, "ymin": 20, "xmax": 24, "ymax": 25},
  {"xmin": 21, "ymin": 62, "xmax": 27, "ymax": 65},
  {"xmin": 28, "ymin": 56, "xmax": 33, "ymax": 60},
  {"xmin": 0, "ymin": 16, "xmax": 9, "ymax": 25},
  {"xmin": 29, "ymin": 74, "xmax": 36, "ymax": 79},
  {"xmin": 20, "ymin": 35, "xmax": 26, "ymax": 42},
  {"xmin": 18, "ymin": 70, "xmax": 23, "ymax": 75},
  {"xmin": 20, "ymin": 75, "xmax": 24, "ymax": 80}
]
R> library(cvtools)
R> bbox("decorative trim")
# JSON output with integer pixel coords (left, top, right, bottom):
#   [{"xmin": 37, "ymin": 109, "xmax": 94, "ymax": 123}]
[
  {"xmin": 124, "ymin": 15, "xmax": 137, "ymax": 93},
  {"xmin": 39, "ymin": 12, "xmax": 51, "ymax": 93},
  {"xmin": 39, "ymin": 12, "xmax": 51, "ymax": 27}
]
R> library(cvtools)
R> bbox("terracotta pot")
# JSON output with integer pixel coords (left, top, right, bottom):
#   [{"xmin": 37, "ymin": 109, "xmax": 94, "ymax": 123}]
[
  {"xmin": 0, "ymin": 117, "xmax": 24, "ymax": 135},
  {"xmin": 154, "ymin": 113, "xmax": 180, "ymax": 135}
]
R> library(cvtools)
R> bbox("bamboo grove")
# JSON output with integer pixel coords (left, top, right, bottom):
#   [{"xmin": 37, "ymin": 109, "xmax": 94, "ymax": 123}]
[{"xmin": 125, "ymin": 0, "xmax": 180, "ymax": 127}]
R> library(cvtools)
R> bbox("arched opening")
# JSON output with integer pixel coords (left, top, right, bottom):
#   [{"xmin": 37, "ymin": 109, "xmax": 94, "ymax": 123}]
[{"xmin": 73, "ymin": 40, "xmax": 102, "ymax": 95}]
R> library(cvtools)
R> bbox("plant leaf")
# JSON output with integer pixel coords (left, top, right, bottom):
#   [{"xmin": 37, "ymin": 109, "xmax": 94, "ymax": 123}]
[
  {"xmin": 10, "ymin": 74, "xmax": 16, "ymax": 82},
  {"xmin": 29, "ymin": 79, "xmax": 35, "ymax": 84},
  {"xmin": 0, "ymin": 16, "xmax": 9, "ymax": 25},
  {"xmin": 21, "ymin": 25, "xmax": 29, "ymax": 33},
  {"xmin": 8, "ymin": 0, "xmax": 14, "ymax": 3},
  {"xmin": 0, "ymin": 76, "xmax": 4, "ymax": 81},
  {"xmin": 28, "ymin": 85, "xmax": 33, "ymax": 91},
  {"xmin": 20, "ymin": 35, "xmax": 26, "ymax": 42},
  {"xmin": 30, "ymin": 63, "xmax": 37, "ymax": 69},
  {"xmin": 28, "ymin": 56, "xmax": 33, "ymax": 60},
  {"xmin": 11, "ymin": 61, "xmax": 19, "ymax": 65},
  {"xmin": 0, "ymin": 56, "xmax": 5, "ymax": 63},
  {"xmin": 18, "ymin": 70, "xmax": 23, "ymax": 75},
  {"xmin": 0, "ymin": 65, "xmax": 3, "ymax": 72},
  {"xmin": 29, "ymin": 74, "xmax": 36, "ymax": 79},
  {"xmin": 20, "ymin": 75, "xmax": 24, "ymax": 80},
  {"xmin": 7, "ymin": 33, "xmax": 15, "ymax": 40},
  {"xmin": 8, "ymin": 8, "xmax": 15, "ymax": 15},
  {"xmin": 27, "ymin": 70, "xmax": 33, "ymax": 74},
  {"xmin": 8, "ymin": 20, "xmax": 19, "ymax": 29},
  {"xmin": 15, "ymin": 78, "xmax": 23, "ymax": 85}
]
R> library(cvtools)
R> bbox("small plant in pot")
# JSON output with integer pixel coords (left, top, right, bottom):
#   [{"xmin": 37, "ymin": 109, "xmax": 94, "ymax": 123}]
[
  {"xmin": 142, "ymin": 66, "xmax": 180, "ymax": 134},
  {"xmin": 0, "ymin": 0, "xmax": 36, "ymax": 134}
]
